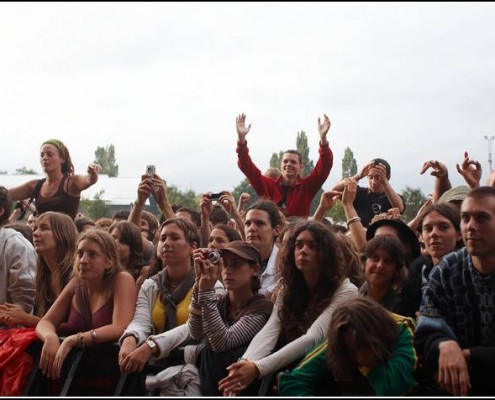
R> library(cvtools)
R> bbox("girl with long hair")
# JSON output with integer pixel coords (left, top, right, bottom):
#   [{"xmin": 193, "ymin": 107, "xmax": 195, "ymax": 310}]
[
  {"xmin": 36, "ymin": 229, "xmax": 136, "ymax": 379},
  {"xmin": 218, "ymin": 220, "xmax": 358, "ymax": 396},
  {"xmin": 0, "ymin": 211, "xmax": 76, "ymax": 326}
]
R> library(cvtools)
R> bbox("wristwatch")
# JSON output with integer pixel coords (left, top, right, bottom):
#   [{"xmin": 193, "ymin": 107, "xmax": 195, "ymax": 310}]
[{"xmin": 146, "ymin": 336, "xmax": 159, "ymax": 356}]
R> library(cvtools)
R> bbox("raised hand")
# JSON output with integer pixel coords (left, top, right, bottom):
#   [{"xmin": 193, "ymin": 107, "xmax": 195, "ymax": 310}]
[
  {"xmin": 200, "ymin": 193, "xmax": 213, "ymax": 219},
  {"xmin": 456, "ymin": 151, "xmax": 481, "ymax": 188},
  {"xmin": 317, "ymin": 114, "xmax": 331, "ymax": 143},
  {"xmin": 342, "ymin": 178, "xmax": 357, "ymax": 206},
  {"xmin": 87, "ymin": 163, "xmax": 102, "ymax": 175},
  {"xmin": 219, "ymin": 192, "xmax": 236, "ymax": 214},
  {"xmin": 319, "ymin": 190, "xmax": 342, "ymax": 211},
  {"xmin": 420, "ymin": 160, "xmax": 448, "ymax": 178},
  {"xmin": 356, "ymin": 161, "xmax": 375, "ymax": 181},
  {"xmin": 236, "ymin": 113, "xmax": 251, "ymax": 143}
]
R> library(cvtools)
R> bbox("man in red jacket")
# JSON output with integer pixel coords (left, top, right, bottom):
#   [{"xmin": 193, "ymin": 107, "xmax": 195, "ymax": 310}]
[{"xmin": 235, "ymin": 113, "xmax": 333, "ymax": 218}]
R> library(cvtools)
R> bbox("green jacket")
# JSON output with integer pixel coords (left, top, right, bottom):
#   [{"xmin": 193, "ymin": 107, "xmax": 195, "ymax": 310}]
[{"xmin": 278, "ymin": 313, "xmax": 418, "ymax": 396}]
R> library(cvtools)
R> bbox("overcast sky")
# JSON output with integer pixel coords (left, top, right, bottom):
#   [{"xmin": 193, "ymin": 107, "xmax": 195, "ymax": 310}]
[{"xmin": 1, "ymin": 2, "xmax": 495, "ymax": 198}]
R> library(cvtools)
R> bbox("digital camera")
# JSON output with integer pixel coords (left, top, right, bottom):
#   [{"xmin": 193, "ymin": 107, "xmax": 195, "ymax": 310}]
[{"xmin": 207, "ymin": 250, "xmax": 221, "ymax": 264}]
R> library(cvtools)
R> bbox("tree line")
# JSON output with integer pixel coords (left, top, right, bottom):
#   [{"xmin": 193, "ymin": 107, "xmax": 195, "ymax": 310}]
[{"xmin": 10, "ymin": 141, "xmax": 427, "ymax": 223}]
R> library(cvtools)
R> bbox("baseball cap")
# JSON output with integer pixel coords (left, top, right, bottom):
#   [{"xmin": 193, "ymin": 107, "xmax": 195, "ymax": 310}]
[{"xmin": 221, "ymin": 241, "xmax": 262, "ymax": 265}]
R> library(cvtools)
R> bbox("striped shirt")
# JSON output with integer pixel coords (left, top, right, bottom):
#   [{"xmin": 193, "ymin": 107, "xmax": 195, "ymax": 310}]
[{"xmin": 188, "ymin": 289, "xmax": 273, "ymax": 353}]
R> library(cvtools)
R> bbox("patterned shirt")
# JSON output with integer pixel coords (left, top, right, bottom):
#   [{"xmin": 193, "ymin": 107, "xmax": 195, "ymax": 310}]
[{"xmin": 419, "ymin": 247, "xmax": 495, "ymax": 348}]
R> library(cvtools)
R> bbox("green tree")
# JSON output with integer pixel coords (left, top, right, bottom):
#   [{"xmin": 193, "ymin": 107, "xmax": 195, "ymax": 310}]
[
  {"xmin": 401, "ymin": 186, "xmax": 427, "ymax": 222},
  {"xmin": 317, "ymin": 146, "xmax": 357, "ymax": 223},
  {"xmin": 341, "ymin": 147, "xmax": 358, "ymax": 179},
  {"xmin": 167, "ymin": 185, "xmax": 200, "ymax": 210},
  {"xmin": 94, "ymin": 144, "xmax": 119, "ymax": 177},
  {"xmin": 269, "ymin": 151, "xmax": 284, "ymax": 169},
  {"xmin": 79, "ymin": 189, "xmax": 110, "ymax": 220},
  {"xmin": 296, "ymin": 131, "xmax": 314, "ymax": 177},
  {"xmin": 15, "ymin": 166, "xmax": 38, "ymax": 175},
  {"xmin": 0, "ymin": 170, "xmax": 7, "ymax": 175},
  {"xmin": 232, "ymin": 178, "xmax": 259, "ymax": 209}
]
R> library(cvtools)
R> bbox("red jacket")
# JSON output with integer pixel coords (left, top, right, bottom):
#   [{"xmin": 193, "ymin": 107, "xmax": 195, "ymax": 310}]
[{"xmin": 237, "ymin": 141, "xmax": 333, "ymax": 218}]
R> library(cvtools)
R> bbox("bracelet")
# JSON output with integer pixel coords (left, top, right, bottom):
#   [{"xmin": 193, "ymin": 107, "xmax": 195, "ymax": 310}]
[
  {"xmin": 91, "ymin": 329, "xmax": 97, "ymax": 344},
  {"xmin": 346, "ymin": 216, "xmax": 361, "ymax": 227},
  {"xmin": 77, "ymin": 332, "xmax": 85, "ymax": 349},
  {"xmin": 120, "ymin": 332, "xmax": 138, "ymax": 345}
]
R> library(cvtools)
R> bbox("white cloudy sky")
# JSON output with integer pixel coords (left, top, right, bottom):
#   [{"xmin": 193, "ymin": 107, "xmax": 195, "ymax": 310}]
[{"xmin": 1, "ymin": 2, "xmax": 495, "ymax": 197}]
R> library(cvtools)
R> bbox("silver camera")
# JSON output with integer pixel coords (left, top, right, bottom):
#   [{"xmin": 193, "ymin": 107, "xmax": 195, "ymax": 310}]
[{"xmin": 208, "ymin": 250, "xmax": 221, "ymax": 264}]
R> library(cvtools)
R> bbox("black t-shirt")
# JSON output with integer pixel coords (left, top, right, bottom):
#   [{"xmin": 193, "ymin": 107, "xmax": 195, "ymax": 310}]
[{"xmin": 353, "ymin": 186, "xmax": 397, "ymax": 227}]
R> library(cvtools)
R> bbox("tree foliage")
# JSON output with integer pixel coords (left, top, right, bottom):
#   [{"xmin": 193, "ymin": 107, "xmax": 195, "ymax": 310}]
[
  {"xmin": 232, "ymin": 178, "xmax": 259, "ymax": 210},
  {"xmin": 167, "ymin": 184, "xmax": 200, "ymax": 210},
  {"xmin": 296, "ymin": 131, "xmax": 314, "ymax": 177},
  {"xmin": 341, "ymin": 147, "xmax": 358, "ymax": 179},
  {"xmin": 401, "ymin": 186, "xmax": 428, "ymax": 222},
  {"xmin": 94, "ymin": 144, "xmax": 119, "ymax": 177},
  {"xmin": 326, "ymin": 201, "xmax": 346, "ymax": 224},
  {"xmin": 269, "ymin": 151, "xmax": 284, "ymax": 169},
  {"xmin": 15, "ymin": 166, "xmax": 38, "ymax": 175},
  {"xmin": 79, "ymin": 189, "xmax": 110, "ymax": 220}
]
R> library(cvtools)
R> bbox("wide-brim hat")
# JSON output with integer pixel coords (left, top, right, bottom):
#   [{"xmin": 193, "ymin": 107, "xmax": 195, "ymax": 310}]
[
  {"xmin": 438, "ymin": 185, "xmax": 470, "ymax": 204},
  {"xmin": 366, "ymin": 218, "xmax": 420, "ymax": 260},
  {"xmin": 221, "ymin": 240, "xmax": 262, "ymax": 265}
]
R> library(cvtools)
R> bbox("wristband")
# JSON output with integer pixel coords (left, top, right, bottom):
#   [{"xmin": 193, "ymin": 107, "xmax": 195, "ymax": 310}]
[{"xmin": 346, "ymin": 216, "xmax": 361, "ymax": 228}]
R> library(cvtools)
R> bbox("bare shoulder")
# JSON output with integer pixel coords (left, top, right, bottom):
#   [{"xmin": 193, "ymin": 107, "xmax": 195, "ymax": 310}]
[{"xmin": 114, "ymin": 271, "xmax": 137, "ymax": 289}]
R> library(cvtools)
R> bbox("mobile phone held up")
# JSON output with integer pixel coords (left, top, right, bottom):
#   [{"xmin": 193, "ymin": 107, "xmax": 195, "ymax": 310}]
[
  {"xmin": 209, "ymin": 193, "xmax": 222, "ymax": 200},
  {"xmin": 146, "ymin": 165, "xmax": 156, "ymax": 177}
]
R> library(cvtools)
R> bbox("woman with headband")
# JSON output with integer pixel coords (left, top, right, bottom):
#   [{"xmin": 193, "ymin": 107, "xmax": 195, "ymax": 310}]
[{"xmin": 6, "ymin": 139, "xmax": 101, "ymax": 220}]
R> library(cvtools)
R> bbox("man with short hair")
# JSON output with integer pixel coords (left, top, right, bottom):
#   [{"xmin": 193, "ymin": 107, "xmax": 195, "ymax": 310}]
[
  {"xmin": 415, "ymin": 186, "xmax": 495, "ymax": 396},
  {"xmin": 236, "ymin": 113, "xmax": 333, "ymax": 218},
  {"xmin": 0, "ymin": 186, "xmax": 36, "ymax": 317},
  {"xmin": 243, "ymin": 200, "xmax": 282, "ymax": 297},
  {"xmin": 332, "ymin": 158, "xmax": 405, "ymax": 227}
]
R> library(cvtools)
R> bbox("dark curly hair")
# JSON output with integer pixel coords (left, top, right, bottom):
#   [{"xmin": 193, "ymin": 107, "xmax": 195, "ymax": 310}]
[{"xmin": 278, "ymin": 220, "xmax": 345, "ymax": 343}]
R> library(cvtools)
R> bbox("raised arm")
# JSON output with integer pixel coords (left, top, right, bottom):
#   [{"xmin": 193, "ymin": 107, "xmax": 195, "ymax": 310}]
[
  {"xmin": 317, "ymin": 114, "xmax": 330, "ymax": 146},
  {"xmin": 71, "ymin": 162, "xmax": 102, "ymax": 192},
  {"xmin": 128, "ymin": 174, "xmax": 153, "ymax": 227},
  {"xmin": 199, "ymin": 193, "xmax": 213, "ymax": 248},
  {"xmin": 219, "ymin": 192, "xmax": 246, "ymax": 240},
  {"xmin": 456, "ymin": 151, "xmax": 481, "ymax": 189},
  {"xmin": 312, "ymin": 190, "xmax": 341, "ymax": 221},
  {"xmin": 236, "ymin": 113, "xmax": 251, "ymax": 145},
  {"xmin": 332, "ymin": 161, "xmax": 374, "ymax": 192},
  {"xmin": 373, "ymin": 163, "xmax": 405, "ymax": 213},
  {"xmin": 341, "ymin": 179, "xmax": 366, "ymax": 251},
  {"xmin": 237, "ymin": 192, "xmax": 251, "ymax": 219},
  {"xmin": 420, "ymin": 160, "xmax": 451, "ymax": 203},
  {"xmin": 150, "ymin": 173, "xmax": 175, "ymax": 221}
]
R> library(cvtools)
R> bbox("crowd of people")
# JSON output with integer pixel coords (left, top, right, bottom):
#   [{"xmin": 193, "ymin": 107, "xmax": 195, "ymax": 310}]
[{"xmin": 0, "ymin": 114, "xmax": 494, "ymax": 397}]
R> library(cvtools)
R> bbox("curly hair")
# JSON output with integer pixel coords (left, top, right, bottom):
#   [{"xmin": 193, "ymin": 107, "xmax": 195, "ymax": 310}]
[{"xmin": 278, "ymin": 220, "xmax": 345, "ymax": 343}]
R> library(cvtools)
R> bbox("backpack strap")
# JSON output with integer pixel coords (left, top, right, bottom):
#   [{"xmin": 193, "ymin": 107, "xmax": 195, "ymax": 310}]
[{"xmin": 25, "ymin": 178, "xmax": 46, "ymax": 216}]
